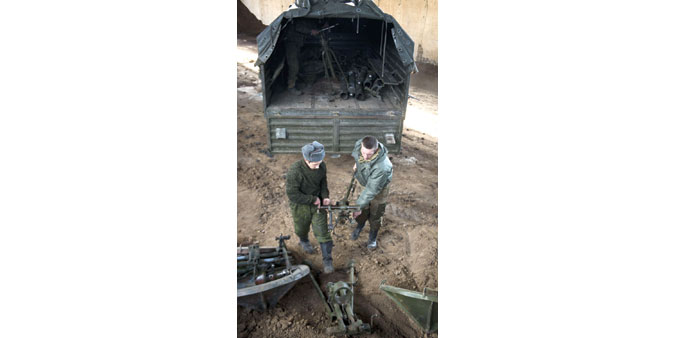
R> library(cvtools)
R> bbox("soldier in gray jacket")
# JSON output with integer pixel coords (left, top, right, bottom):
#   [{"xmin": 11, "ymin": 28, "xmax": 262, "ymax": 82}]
[{"xmin": 350, "ymin": 136, "xmax": 393, "ymax": 250}]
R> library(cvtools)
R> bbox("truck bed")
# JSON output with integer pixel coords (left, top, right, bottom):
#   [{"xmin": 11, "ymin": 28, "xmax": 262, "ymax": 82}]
[{"xmin": 266, "ymin": 77, "xmax": 400, "ymax": 115}]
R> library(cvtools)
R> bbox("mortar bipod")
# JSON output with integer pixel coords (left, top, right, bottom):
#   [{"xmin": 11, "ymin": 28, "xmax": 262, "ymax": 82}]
[{"xmin": 309, "ymin": 259, "xmax": 371, "ymax": 336}]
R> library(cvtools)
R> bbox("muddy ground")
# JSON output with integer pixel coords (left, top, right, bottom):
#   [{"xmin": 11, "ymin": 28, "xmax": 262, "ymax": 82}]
[{"xmin": 236, "ymin": 33, "xmax": 438, "ymax": 337}]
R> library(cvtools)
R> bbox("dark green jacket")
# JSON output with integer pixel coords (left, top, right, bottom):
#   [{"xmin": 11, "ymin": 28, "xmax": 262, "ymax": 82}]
[
  {"xmin": 284, "ymin": 19, "xmax": 315, "ymax": 44},
  {"xmin": 286, "ymin": 159, "xmax": 329, "ymax": 205},
  {"xmin": 351, "ymin": 139, "xmax": 393, "ymax": 208}
]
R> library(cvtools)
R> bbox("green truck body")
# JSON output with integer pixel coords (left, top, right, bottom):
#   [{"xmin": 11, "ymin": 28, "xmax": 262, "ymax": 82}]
[{"xmin": 255, "ymin": 0, "xmax": 417, "ymax": 154}]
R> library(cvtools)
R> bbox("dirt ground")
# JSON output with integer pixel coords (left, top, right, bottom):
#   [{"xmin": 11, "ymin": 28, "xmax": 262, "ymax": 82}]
[{"xmin": 236, "ymin": 33, "xmax": 438, "ymax": 337}]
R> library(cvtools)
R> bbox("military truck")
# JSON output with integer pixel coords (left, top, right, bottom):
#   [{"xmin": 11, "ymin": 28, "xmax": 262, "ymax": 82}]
[{"xmin": 255, "ymin": 0, "xmax": 417, "ymax": 154}]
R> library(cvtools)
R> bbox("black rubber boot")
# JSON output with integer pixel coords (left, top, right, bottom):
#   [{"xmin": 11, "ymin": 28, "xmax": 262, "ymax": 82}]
[
  {"xmin": 299, "ymin": 236, "xmax": 315, "ymax": 254},
  {"xmin": 351, "ymin": 222, "xmax": 366, "ymax": 241},
  {"xmin": 320, "ymin": 241, "xmax": 334, "ymax": 273},
  {"xmin": 367, "ymin": 228, "xmax": 379, "ymax": 250}
]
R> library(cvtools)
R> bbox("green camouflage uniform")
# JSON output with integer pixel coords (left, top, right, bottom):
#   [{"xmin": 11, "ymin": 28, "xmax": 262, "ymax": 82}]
[
  {"xmin": 284, "ymin": 19, "xmax": 315, "ymax": 89},
  {"xmin": 286, "ymin": 159, "xmax": 332, "ymax": 243},
  {"xmin": 352, "ymin": 139, "xmax": 393, "ymax": 232}
]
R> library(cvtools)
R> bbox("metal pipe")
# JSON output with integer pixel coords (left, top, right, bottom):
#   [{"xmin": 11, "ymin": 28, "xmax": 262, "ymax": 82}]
[
  {"xmin": 381, "ymin": 22, "xmax": 387, "ymax": 78},
  {"xmin": 281, "ymin": 246, "xmax": 292, "ymax": 272},
  {"xmin": 349, "ymin": 260, "xmax": 356, "ymax": 312},
  {"xmin": 237, "ymin": 256, "xmax": 291, "ymax": 267},
  {"xmin": 237, "ymin": 247, "xmax": 281, "ymax": 255},
  {"xmin": 380, "ymin": 20, "xmax": 384, "ymax": 56},
  {"xmin": 318, "ymin": 205, "xmax": 360, "ymax": 211},
  {"xmin": 345, "ymin": 303, "xmax": 356, "ymax": 324},
  {"xmin": 308, "ymin": 272, "xmax": 333, "ymax": 319},
  {"xmin": 237, "ymin": 252, "xmax": 282, "ymax": 261},
  {"xmin": 344, "ymin": 172, "xmax": 357, "ymax": 203},
  {"xmin": 356, "ymin": 15, "xmax": 359, "ymax": 34}
]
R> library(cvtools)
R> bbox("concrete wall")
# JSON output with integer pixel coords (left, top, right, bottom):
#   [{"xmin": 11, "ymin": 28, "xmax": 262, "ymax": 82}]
[{"xmin": 239, "ymin": 0, "xmax": 437, "ymax": 65}]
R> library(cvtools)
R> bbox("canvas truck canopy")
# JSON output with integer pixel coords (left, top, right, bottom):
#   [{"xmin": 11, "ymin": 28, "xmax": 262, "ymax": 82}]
[{"xmin": 255, "ymin": 0, "xmax": 417, "ymax": 154}]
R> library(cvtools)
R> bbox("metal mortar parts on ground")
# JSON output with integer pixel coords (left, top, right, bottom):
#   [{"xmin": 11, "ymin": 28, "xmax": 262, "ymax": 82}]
[
  {"xmin": 237, "ymin": 234, "xmax": 310, "ymax": 311},
  {"xmin": 307, "ymin": 259, "xmax": 372, "ymax": 336}
]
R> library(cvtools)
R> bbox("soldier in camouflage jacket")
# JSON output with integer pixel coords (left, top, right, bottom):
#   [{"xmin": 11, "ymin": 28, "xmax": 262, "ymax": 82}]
[{"xmin": 350, "ymin": 136, "xmax": 393, "ymax": 250}]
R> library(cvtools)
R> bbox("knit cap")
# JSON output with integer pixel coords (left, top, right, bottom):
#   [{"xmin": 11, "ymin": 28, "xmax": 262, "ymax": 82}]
[{"xmin": 301, "ymin": 141, "xmax": 325, "ymax": 162}]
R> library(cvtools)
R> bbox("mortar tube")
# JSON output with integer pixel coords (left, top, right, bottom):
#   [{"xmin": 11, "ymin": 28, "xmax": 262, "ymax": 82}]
[
  {"xmin": 237, "ymin": 256, "xmax": 292, "ymax": 267},
  {"xmin": 237, "ymin": 252, "xmax": 282, "ymax": 260},
  {"xmin": 347, "ymin": 71, "xmax": 357, "ymax": 97},
  {"xmin": 363, "ymin": 73, "xmax": 374, "ymax": 88},
  {"xmin": 339, "ymin": 74, "xmax": 349, "ymax": 100},
  {"xmin": 308, "ymin": 272, "xmax": 333, "ymax": 320}
]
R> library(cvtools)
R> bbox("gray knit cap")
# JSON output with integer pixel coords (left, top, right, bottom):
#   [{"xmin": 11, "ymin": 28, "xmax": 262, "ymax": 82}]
[{"xmin": 301, "ymin": 141, "xmax": 325, "ymax": 162}]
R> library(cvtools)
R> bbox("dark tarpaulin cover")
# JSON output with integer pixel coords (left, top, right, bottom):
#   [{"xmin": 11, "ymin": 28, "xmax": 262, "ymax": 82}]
[{"xmin": 255, "ymin": 0, "xmax": 417, "ymax": 73}]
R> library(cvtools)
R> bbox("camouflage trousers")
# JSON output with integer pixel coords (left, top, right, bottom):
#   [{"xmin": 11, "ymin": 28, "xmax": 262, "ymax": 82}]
[
  {"xmin": 355, "ymin": 185, "xmax": 390, "ymax": 232},
  {"xmin": 290, "ymin": 202, "xmax": 332, "ymax": 243},
  {"xmin": 285, "ymin": 42, "xmax": 302, "ymax": 89}
]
